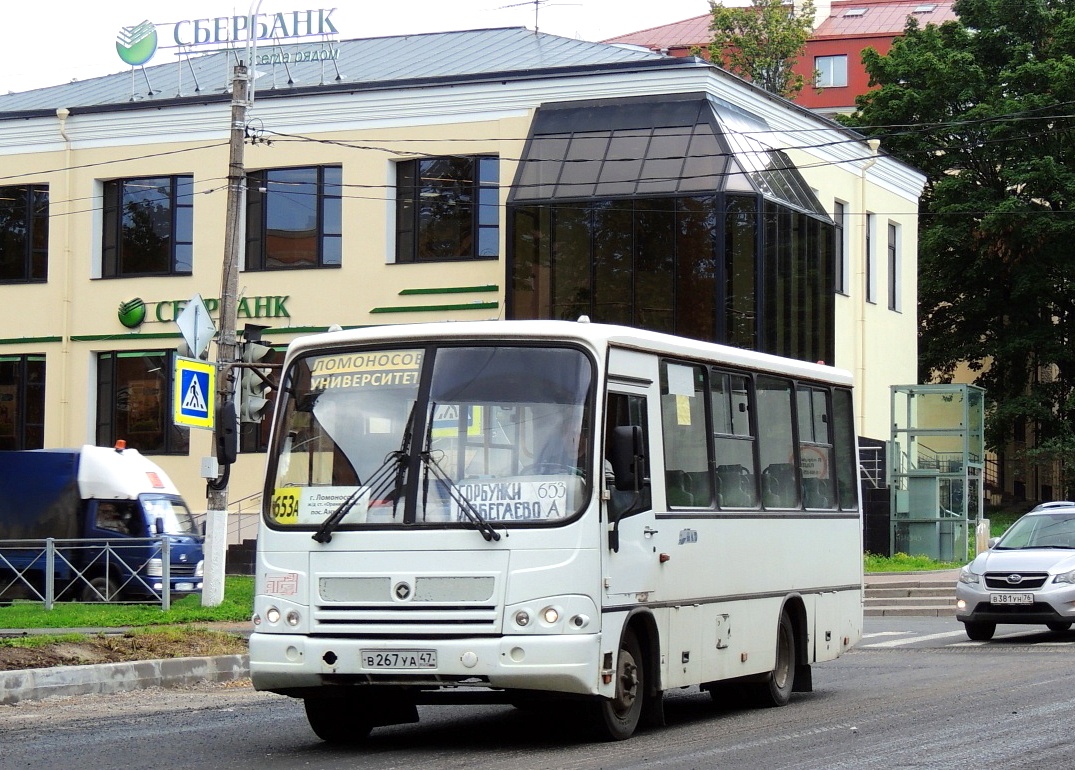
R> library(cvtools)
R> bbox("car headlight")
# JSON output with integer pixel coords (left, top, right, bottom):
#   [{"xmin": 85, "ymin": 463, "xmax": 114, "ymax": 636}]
[
  {"xmin": 1053, "ymin": 569, "xmax": 1075, "ymax": 584},
  {"xmin": 958, "ymin": 567, "xmax": 980, "ymax": 584}
]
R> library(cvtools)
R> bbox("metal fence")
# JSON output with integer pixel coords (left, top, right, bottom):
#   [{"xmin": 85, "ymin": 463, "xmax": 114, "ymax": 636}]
[{"xmin": 0, "ymin": 536, "xmax": 175, "ymax": 610}]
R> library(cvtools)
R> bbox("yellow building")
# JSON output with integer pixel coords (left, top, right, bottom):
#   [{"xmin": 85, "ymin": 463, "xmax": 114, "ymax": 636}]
[{"xmin": 0, "ymin": 28, "xmax": 924, "ymax": 533}]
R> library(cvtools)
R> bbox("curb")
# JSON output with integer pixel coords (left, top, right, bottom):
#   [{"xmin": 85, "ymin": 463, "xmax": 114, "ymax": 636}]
[{"xmin": 0, "ymin": 654, "xmax": 249, "ymax": 706}]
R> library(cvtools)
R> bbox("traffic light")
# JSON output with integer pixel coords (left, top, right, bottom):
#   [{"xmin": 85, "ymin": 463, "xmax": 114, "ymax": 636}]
[{"xmin": 239, "ymin": 340, "xmax": 274, "ymax": 423}]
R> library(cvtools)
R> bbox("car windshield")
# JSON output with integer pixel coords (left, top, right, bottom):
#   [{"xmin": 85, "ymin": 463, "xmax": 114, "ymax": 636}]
[
  {"xmin": 267, "ymin": 344, "xmax": 594, "ymax": 533},
  {"xmin": 995, "ymin": 512, "xmax": 1075, "ymax": 550},
  {"xmin": 141, "ymin": 496, "xmax": 200, "ymax": 536}
]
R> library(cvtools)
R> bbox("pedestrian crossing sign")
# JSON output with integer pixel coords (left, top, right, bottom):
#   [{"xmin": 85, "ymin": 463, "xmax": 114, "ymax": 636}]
[{"xmin": 174, "ymin": 356, "xmax": 215, "ymax": 430}]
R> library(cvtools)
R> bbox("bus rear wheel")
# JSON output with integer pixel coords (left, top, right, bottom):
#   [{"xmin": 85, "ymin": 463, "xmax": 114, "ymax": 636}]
[
  {"xmin": 592, "ymin": 629, "xmax": 644, "ymax": 740},
  {"xmin": 748, "ymin": 611, "xmax": 796, "ymax": 708}
]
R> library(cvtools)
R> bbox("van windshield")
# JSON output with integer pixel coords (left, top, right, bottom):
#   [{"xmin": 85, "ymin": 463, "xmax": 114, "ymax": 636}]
[
  {"xmin": 142, "ymin": 496, "xmax": 200, "ymax": 536},
  {"xmin": 267, "ymin": 344, "xmax": 594, "ymax": 531}
]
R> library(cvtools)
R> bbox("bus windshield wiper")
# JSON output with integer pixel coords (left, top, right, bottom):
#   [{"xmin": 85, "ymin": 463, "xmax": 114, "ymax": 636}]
[
  {"xmin": 420, "ymin": 451, "xmax": 501, "ymax": 542},
  {"xmin": 312, "ymin": 404, "xmax": 416, "ymax": 544}
]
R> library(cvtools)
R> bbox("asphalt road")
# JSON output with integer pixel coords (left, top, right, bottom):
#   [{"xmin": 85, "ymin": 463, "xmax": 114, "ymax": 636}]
[{"xmin": 2, "ymin": 617, "xmax": 1072, "ymax": 770}]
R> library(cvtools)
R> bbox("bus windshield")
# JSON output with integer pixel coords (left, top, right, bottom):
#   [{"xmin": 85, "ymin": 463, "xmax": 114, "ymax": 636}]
[{"xmin": 267, "ymin": 344, "xmax": 594, "ymax": 532}]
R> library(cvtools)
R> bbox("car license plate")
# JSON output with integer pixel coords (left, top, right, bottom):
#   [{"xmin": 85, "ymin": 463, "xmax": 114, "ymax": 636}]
[
  {"xmin": 990, "ymin": 592, "xmax": 1033, "ymax": 605},
  {"xmin": 360, "ymin": 649, "xmax": 437, "ymax": 669},
  {"xmin": 175, "ymin": 582, "xmax": 195, "ymax": 592}
]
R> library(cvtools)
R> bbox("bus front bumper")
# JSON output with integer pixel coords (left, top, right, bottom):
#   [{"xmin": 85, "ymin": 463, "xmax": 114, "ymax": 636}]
[{"xmin": 249, "ymin": 631, "xmax": 603, "ymax": 697}]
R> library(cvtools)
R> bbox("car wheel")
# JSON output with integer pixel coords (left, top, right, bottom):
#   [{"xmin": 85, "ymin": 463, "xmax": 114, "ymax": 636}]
[
  {"xmin": 1045, "ymin": 621, "xmax": 1072, "ymax": 633},
  {"xmin": 963, "ymin": 620, "xmax": 995, "ymax": 641}
]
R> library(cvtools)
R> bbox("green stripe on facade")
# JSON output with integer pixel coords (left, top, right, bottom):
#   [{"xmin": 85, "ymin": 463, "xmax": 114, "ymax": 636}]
[
  {"xmin": 398, "ymin": 285, "xmax": 499, "ymax": 296},
  {"xmin": 371, "ymin": 302, "xmax": 500, "ymax": 314},
  {"xmin": 0, "ymin": 336, "xmax": 63, "ymax": 345}
]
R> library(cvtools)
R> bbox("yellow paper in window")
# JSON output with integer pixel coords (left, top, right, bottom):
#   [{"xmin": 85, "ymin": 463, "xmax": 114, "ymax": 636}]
[{"xmin": 676, "ymin": 394, "xmax": 692, "ymax": 426}]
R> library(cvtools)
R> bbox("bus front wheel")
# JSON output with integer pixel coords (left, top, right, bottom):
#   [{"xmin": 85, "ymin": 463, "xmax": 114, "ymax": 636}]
[
  {"xmin": 303, "ymin": 697, "xmax": 374, "ymax": 743},
  {"xmin": 592, "ymin": 629, "xmax": 645, "ymax": 740}
]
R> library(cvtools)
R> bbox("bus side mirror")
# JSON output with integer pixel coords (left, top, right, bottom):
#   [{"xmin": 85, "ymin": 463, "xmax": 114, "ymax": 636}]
[{"xmin": 609, "ymin": 425, "xmax": 645, "ymax": 492}]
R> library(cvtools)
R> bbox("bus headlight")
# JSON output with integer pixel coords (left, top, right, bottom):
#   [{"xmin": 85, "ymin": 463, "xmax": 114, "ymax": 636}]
[
  {"xmin": 514, "ymin": 610, "xmax": 531, "ymax": 627},
  {"xmin": 266, "ymin": 607, "xmax": 281, "ymax": 624},
  {"xmin": 541, "ymin": 607, "xmax": 560, "ymax": 624},
  {"xmin": 286, "ymin": 610, "xmax": 301, "ymax": 627}
]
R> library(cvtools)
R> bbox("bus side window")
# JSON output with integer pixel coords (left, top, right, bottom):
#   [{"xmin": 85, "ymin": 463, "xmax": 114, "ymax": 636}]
[
  {"xmin": 756, "ymin": 376, "xmax": 800, "ymax": 509},
  {"xmin": 660, "ymin": 362, "xmax": 713, "ymax": 509},
  {"xmin": 605, "ymin": 393, "xmax": 651, "ymax": 517}
]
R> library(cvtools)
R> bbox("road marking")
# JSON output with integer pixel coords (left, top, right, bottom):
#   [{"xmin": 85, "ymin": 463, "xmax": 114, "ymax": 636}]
[
  {"xmin": 861, "ymin": 631, "xmax": 910, "ymax": 639},
  {"xmin": 861, "ymin": 630, "xmax": 969, "ymax": 648}
]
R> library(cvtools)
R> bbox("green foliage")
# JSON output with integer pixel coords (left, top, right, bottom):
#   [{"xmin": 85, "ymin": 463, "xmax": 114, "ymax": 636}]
[
  {"xmin": 864, "ymin": 552, "xmax": 964, "ymax": 572},
  {"xmin": 708, "ymin": 0, "xmax": 816, "ymax": 98},
  {"xmin": 0, "ymin": 576, "xmax": 253, "ymax": 630},
  {"xmin": 845, "ymin": 0, "xmax": 1075, "ymax": 490}
]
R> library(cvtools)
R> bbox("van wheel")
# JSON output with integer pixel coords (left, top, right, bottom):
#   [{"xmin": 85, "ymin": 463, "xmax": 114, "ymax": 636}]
[
  {"xmin": 964, "ymin": 621, "xmax": 995, "ymax": 640},
  {"xmin": 1046, "ymin": 621, "xmax": 1072, "ymax": 633},
  {"xmin": 748, "ymin": 611, "xmax": 796, "ymax": 708},
  {"xmin": 80, "ymin": 576, "xmax": 119, "ymax": 602},
  {"xmin": 592, "ymin": 629, "xmax": 644, "ymax": 740}
]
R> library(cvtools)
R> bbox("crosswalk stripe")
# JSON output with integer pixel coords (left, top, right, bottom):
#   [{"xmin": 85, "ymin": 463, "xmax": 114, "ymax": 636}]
[{"xmin": 861, "ymin": 630, "xmax": 969, "ymax": 648}]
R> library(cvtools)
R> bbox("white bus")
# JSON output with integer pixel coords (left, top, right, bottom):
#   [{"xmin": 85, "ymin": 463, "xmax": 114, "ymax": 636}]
[{"xmin": 249, "ymin": 320, "xmax": 863, "ymax": 742}]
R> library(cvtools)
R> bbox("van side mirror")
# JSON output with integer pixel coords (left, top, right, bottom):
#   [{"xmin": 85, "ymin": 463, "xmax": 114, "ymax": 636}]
[
  {"xmin": 609, "ymin": 425, "xmax": 645, "ymax": 492},
  {"xmin": 155, "ymin": 516, "xmax": 165, "ymax": 535}
]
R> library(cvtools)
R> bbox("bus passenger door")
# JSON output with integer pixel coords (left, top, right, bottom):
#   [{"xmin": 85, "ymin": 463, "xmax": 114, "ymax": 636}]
[{"xmin": 602, "ymin": 388, "xmax": 661, "ymax": 603}]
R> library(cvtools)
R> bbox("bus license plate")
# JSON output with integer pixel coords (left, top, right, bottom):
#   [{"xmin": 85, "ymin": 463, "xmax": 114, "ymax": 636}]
[
  {"xmin": 990, "ymin": 593, "xmax": 1032, "ymax": 605},
  {"xmin": 361, "ymin": 649, "xmax": 437, "ymax": 669}
]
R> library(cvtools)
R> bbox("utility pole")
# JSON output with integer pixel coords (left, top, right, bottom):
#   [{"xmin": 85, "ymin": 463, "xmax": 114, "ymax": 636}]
[{"xmin": 203, "ymin": 63, "xmax": 250, "ymax": 607}]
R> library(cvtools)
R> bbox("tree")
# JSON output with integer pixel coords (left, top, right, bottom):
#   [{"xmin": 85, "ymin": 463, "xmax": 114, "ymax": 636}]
[
  {"xmin": 707, "ymin": 0, "xmax": 816, "ymax": 98},
  {"xmin": 845, "ymin": 0, "xmax": 1075, "ymax": 492}
]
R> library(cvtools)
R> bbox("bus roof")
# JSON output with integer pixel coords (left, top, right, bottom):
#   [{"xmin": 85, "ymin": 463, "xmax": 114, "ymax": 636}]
[{"xmin": 285, "ymin": 320, "xmax": 853, "ymax": 387}]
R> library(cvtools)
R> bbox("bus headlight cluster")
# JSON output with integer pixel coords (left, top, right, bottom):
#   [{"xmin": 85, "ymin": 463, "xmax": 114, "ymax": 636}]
[
  {"xmin": 508, "ymin": 598, "xmax": 596, "ymax": 633},
  {"xmin": 255, "ymin": 605, "xmax": 303, "ymax": 629}
]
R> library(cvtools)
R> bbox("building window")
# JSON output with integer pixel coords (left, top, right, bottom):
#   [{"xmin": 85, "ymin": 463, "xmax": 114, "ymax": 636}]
[
  {"xmin": 865, "ymin": 212, "xmax": 876, "ymax": 304},
  {"xmin": 0, "ymin": 185, "xmax": 48, "ymax": 283},
  {"xmin": 888, "ymin": 222, "xmax": 901, "ymax": 311},
  {"xmin": 0, "ymin": 354, "xmax": 45, "ymax": 449},
  {"xmin": 102, "ymin": 177, "xmax": 193, "ymax": 277},
  {"xmin": 245, "ymin": 166, "xmax": 342, "ymax": 270},
  {"xmin": 396, "ymin": 156, "xmax": 499, "ymax": 262},
  {"xmin": 816, "ymin": 55, "xmax": 848, "ymax": 88},
  {"xmin": 834, "ymin": 201, "xmax": 848, "ymax": 294},
  {"xmin": 96, "ymin": 351, "xmax": 189, "ymax": 455}
]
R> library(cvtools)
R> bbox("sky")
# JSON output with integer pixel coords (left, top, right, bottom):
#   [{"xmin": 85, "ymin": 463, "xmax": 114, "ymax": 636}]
[{"xmin": 1, "ymin": 0, "xmax": 715, "ymax": 95}]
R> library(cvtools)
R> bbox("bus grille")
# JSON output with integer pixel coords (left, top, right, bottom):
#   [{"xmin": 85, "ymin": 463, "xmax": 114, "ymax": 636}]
[{"xmin": 312, "ymin": 605, "xmax": 499, "ymax": 635}]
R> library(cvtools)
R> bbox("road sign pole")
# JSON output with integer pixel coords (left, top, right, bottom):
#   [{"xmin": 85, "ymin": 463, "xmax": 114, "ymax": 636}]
[{"xmin": 204, "ymin": 63, "xmax": 250, "ymax": 607}]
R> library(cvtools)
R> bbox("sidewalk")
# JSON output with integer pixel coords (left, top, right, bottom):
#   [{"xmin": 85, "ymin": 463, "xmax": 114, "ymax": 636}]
[{"xmin": 0, "ymin": 622, "xmax": 252, "ymax": 706}]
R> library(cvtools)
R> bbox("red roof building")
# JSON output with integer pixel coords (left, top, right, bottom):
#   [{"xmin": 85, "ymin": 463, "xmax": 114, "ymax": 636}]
[{"xmin": 604, "ymin": 0, "xmax": 957, "ymax": 116}]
